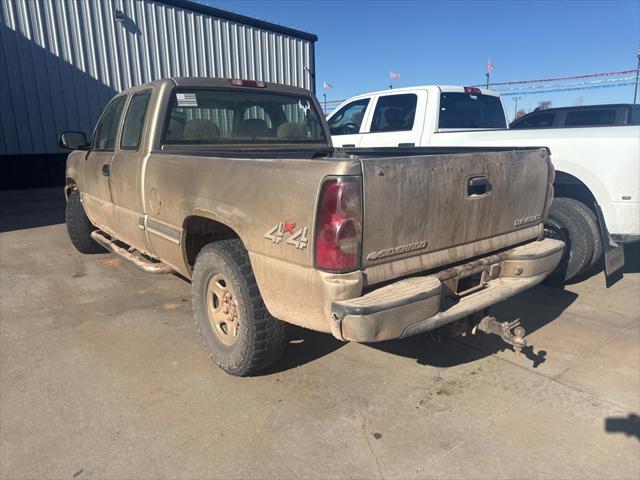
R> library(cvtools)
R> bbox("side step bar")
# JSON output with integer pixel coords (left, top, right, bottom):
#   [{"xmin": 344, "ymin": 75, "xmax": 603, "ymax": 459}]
[{"xmin": 90, "ymin": 230, "xmax": 174, "ymax": 274}]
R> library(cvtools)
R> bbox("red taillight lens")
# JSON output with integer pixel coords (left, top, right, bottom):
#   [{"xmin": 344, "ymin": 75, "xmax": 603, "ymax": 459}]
[{"xmin": 315, "ymin": 177, "xmax": 362, "ymax": 272}]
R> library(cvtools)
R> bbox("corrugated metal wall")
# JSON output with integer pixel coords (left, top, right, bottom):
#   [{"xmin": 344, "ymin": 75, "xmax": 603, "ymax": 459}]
[{"xmin": 0, "ymin": 0, "xmax": 315, "ymax": 155}]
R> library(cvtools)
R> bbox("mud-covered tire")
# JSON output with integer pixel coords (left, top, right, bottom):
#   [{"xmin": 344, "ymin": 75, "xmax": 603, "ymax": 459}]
[
  {"xmin": 560, "ymin": 198, "xmax": 603, "ymax": 271},
  {"xmin": 192, "ymin": 239, "xmax": 288, "ymax": 376},
  {"xmin": 545, "ymin": 197, "xmax": 595, "ymax": 281},
  {"xmin": 66, "ymin": 189, "xmax": 104, "ymax": 254}
]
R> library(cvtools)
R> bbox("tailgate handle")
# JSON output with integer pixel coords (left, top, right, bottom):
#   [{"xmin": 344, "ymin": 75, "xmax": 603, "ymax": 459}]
[{"xmin": 467, "ymin": 176, "xmax": 491, "ymax": 196}]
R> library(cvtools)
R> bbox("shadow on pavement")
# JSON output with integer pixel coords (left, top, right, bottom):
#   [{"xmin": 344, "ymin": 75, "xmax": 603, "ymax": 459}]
[
  {"xmin": 261, "ymin": 283, "xmax": 578, "ymax": 374},
  {"xmin": 0, "ymin": 188, "xmax": 65, "ymax": 233},
  {"xmin": 605, "ymin": 413, "xmax": 640, "ymax": 440},
  {"xmin": 261, "ymin": 325, "xmax": 346, "ymax": 375},
  {"xmin": 369, "ymin": 284, "xmax": 578, "ymax": 369}
]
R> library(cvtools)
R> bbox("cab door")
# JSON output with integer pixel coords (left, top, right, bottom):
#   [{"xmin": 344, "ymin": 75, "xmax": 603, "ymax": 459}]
[
  {"xmin": 327, "ymin": 97, "xmax": 371, "ymax": 148},
  {"xmin": 109, "ymin": 89, "xmax": 154, "ymax": 252},
  {"xmin": 81, "ymin": 95, "xmax": 127, "ymax": 231},
  {"xmin": 358, "ymin": 91, "xmax": 426, "ymax": 148}
]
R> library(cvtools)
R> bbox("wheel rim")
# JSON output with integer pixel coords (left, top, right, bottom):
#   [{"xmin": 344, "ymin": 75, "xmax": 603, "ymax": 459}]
[
  {"xmin": 544, "ymin": 220, "xmax": 568, "ymax": 244},
  {"xmin": 205, "ymin": 273, "xmax": 239, "ymax": 346},
  {"xmin": 544, "ymin": 219, "xmax": 570, "ymax": 264}
]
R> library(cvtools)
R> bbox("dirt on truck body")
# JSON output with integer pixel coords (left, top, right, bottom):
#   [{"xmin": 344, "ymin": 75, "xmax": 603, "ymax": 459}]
[{"xmin": 60, "ymin": 77, "xmax": 563, "ymax": 376}]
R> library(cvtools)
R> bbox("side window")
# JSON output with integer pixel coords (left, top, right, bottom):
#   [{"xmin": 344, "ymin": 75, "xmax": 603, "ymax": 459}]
[
  {"xmin": 120, "ymin": 91, "xmax": 151, "ymax": 150},
  {"xmin": 511, "ymin": 113, "xmax": 555, "ymax": 129},
  {"xmin": 564, "ymin": 109, "xmax": 616, "ymax": 127},
  {"xmin": 93, "ymin": 96, "xmax": 126, "ymax": 150},
  {"xmin": 370, "ymin": 94, "xmax": 417, "ymax": 133},
  {"xmin": 328, "ymin": 98, "xmax": 369, "ymax": 135}
]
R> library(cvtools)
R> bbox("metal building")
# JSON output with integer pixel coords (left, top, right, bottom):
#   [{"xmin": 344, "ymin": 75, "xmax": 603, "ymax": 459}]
[{"xmin": 0, "ymin": 0, "xmax": 317, "ymax": 188}]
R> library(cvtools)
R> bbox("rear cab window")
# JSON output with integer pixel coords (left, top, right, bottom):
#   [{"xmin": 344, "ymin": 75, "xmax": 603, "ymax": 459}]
[
  {"xmin": 163, "ymin": 89, "xmax": 326, "ymax": 146},
  {"xmin": 370, "ymin": 94, "xmax": 417, "ymax": 132},
  {"xmin": 438, "ymin": 92, "xmax": 506, "ymax": 129}
]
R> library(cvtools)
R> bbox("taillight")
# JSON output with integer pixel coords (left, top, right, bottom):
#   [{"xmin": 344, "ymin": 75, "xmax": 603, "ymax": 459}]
[
  {"xmin": 464, "ymin": 86, "xmax": 482, "ymax": 95},
  {"xmin": 314, "ymin": 177, "xmax": 362, "ymax": 272},
  {"xmin": 543, "ymin": 160, "xmax": 556, "ymax": 219}
]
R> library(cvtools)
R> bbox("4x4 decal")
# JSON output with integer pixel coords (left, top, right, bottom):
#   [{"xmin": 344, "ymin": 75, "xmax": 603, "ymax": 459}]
[{"xmin": 264, "ymin": 222, "xmax": 309, "ymax": 250}]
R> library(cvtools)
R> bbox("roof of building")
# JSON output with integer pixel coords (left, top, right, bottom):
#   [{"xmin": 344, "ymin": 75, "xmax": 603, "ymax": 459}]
[{"xmin": 157, "ymin": 0, "xmax": 317, "ymax": 42}]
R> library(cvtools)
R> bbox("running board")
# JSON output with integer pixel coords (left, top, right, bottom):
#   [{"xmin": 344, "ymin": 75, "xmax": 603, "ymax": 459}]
[{"xmin": 90, "ymin": 230, "xmax": 174, "ymax": 274}]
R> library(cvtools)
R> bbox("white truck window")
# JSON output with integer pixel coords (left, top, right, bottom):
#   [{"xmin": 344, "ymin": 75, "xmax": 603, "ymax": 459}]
[
  {"xmin": 438, "ymin": 93, "xmax": 506, "ymax": 129},
  {"xmin": 328, "ymin": 99, "xmax": 369, "ymax": 135},
  {"xmin": 564, "ymin": 109, "xmax": 616, "ymax": 127},
  {"xmin": 510, "ymin": 112, "xmax": 556, "ymax": 129},
  {"xmin": 370, "ymin": 94, "xmax": 417, "ymax": 132}
]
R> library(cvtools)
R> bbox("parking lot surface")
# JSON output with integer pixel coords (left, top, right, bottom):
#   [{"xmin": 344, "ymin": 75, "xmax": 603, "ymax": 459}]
[{"xmin": 1, "ymin": 188, "xmax": 639, "ymax": 479}]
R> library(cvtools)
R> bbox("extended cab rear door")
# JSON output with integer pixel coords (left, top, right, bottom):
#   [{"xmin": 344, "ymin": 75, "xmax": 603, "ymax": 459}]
[{"xmin": 358, "ymin": 90, "xmax": 427, "ymax": 148}]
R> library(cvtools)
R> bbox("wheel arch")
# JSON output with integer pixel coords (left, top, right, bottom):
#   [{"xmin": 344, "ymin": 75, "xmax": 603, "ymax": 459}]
[
  {"xmin": 64, "ymin": 177, "xmax": 77, "ymax": 199},
  {"xmin": 553, "ymin": 171, "xmax": 597, "ymax": 210},
  {"xmin": 181, "ymin": 214, "xmax": 242, "ymax": 272}
]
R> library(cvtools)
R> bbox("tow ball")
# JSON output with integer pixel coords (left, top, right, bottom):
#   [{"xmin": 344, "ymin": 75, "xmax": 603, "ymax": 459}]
[{"xmin": 473, "ymin": 316, "xmax": 527, "ymax": 355}]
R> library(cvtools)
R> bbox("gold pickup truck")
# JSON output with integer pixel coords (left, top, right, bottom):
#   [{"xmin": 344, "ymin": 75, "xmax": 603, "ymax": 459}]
[{"xmin": 60, "ymin": 78, "xmax": 563, "ymax": 376}]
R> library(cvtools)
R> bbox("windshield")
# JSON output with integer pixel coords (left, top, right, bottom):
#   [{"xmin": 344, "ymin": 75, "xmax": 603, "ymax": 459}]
[
  {"xmin": 438, "ymin": 92, "xmax": 506, "ymax": 129},
  {"xmin": 163, "ymin": 89, "xmax": 326, "ymax": 146}
]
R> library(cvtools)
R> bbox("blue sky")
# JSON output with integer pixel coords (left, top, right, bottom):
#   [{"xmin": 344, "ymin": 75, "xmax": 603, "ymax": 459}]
[{"xmin": 206, "ymin": 0, "xmax": 640, "ymax": 118}]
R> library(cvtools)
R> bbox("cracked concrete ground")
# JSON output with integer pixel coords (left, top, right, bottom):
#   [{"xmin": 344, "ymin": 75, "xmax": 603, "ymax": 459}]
[{"xmin": 1, "ymin": 188, "xmax": 639, "ymax": 479}]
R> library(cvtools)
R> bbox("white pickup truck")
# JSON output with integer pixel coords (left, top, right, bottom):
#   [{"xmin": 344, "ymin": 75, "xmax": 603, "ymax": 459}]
[{"xmin": 327, "ymin": 86, "xmax": 640, "ymax": 282}]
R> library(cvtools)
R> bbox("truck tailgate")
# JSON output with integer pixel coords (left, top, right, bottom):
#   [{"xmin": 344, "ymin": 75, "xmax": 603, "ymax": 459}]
[{"xmin": 359, "ymin": 148, "xmax": 550, "ymax": 268}]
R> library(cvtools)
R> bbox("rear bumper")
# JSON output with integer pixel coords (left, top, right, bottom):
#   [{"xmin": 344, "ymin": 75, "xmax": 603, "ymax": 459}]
[{"xmin": 331, "ymin": 238, "xmax": 564, "ymax": 342}]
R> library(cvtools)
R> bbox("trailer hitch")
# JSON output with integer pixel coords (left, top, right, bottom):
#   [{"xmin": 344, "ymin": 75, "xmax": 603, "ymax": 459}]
[{"xmin": 474, "ymin": 316, "xmax": 527, "ymax": 355}]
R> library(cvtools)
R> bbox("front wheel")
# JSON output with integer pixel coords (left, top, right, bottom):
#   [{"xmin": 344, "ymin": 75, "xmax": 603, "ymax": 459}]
[
  {"xmin": 192, "ymin": 239, "xmax": 288, "ymax": 376},
  {"xmin": 65, "ymin": 189, "xmax": 105, "ymax": 254}
]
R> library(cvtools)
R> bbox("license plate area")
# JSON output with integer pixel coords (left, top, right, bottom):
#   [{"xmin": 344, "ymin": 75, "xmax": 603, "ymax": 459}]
[{"xmin": 455, "ymin": 270, "xmax": 488, "ymax": 297}]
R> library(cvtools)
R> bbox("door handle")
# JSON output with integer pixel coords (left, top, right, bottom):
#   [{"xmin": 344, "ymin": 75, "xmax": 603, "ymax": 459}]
[
  {"xmin": 342, "ymin": 144, "xmax": 355, "ymax": 148},
  {"xmin": 467, "ymin": 176, "xmax": 491, "ymax": 196},
  {"xmin": 102, "ymin": 164, "xmax": 110, "ymax": 177}
]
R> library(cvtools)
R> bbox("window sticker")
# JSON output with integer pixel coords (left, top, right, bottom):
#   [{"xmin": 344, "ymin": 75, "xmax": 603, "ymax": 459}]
[{"xmin": 176, "ymin": 93, "xmax": 198, "ymax": 107}]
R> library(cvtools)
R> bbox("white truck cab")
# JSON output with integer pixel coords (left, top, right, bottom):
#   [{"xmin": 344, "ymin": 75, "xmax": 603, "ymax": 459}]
[{"xmin": 328, "ymin": 85, "xmax": 640, "ymax": 282}]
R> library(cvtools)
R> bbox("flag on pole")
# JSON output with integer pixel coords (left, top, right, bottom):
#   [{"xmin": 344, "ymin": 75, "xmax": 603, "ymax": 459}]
[
  {"xmin": 487, "ymin": 58, "xmax": 494, "ymax": 73},
  {"xmin": 323, "ymin": 81, "xmax": 333, "ymax": 89},
  {"xmin": 389, "ymin": 71, "xmax": 400, "ymax": 80}
]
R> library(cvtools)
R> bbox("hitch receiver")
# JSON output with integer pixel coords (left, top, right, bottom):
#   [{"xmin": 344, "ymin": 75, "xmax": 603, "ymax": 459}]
[{"xmin": 474, "ymin": 315, "xmax": 527, "ymax": 354}]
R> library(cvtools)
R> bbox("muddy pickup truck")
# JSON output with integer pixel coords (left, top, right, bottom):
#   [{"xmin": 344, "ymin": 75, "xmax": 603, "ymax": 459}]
[{"xmin": 60, "ymin": 77, "xmax": 563, "ymax": 376}]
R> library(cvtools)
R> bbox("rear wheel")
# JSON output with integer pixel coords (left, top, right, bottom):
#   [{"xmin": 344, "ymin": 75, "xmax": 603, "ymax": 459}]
[
  {"xmin": 192, "ymin": 239, "xmax": 288, "ymax": 376},
  {"xmin": 545, "ymin": 197, "xmax": 596, "ymax": 281},
  {"xmin": 65, "ymin": 189, "xmax": 105, "ymax": 254},
  {"xmin": 560, "ymin": 198, "xmax": 603, "ymax": 271}
]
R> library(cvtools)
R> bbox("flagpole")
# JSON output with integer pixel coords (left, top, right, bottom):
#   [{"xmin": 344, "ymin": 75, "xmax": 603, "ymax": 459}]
[
  {"xmin": 486, "ymin": 72, "xmax": 490, "ymax": 89},
  {"xmin": 323, "ymin": 93, "xmax": 327, "ymax": 112},
  {"xmin": 634, "ymin": 48, "xmax": 640, "ymax": 104}
]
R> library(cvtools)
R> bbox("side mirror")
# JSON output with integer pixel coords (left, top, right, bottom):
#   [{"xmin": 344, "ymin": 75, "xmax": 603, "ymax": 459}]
[{"xmin": 59, "ymin": 131, "xmax": 89, "ymax": 150}]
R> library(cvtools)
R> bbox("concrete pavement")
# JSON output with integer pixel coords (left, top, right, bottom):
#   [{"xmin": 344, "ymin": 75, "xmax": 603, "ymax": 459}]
[{"xmin": 1, "ymin": 188, "xmax": 638, "ymax": 479}]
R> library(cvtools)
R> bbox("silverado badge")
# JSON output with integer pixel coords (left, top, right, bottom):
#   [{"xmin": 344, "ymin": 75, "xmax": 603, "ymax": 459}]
[
  {"xmin": 514, "ymin": 214, "xmax": 541, "ymax": 227},
  {"xmin": 367, "ymin": 240, "xmax": 428, "ymax": 261}
]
